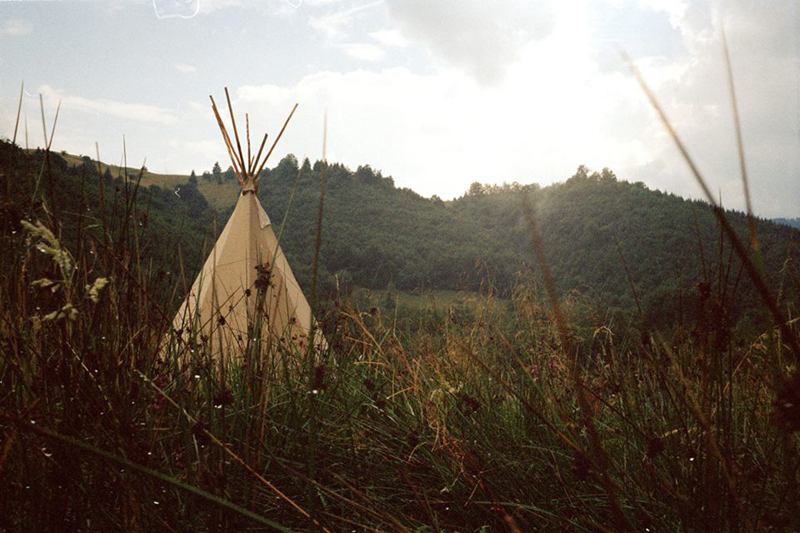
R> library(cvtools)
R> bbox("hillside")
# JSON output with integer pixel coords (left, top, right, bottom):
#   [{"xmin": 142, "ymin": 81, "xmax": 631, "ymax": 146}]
[
  {"xmin": 776, "ymin": 217, "xmax": 800, "ymax": 230},
  {"xmin": 1, "ymin": 143, "xmax": 219, "ymax": 309},
  {"xmin": 254, "ymin": 158, "xmax": 798, "ymax": 330},
  {"xmin": 6, "ymin": 143, "xmax": 799, "ymax": 330},
  {"xmin": 56, "ymin": 152, "xmax": 186, "ymax": 185},
  {"xmin": 56, "ymin": 152, "xmax": 241, "ymax": 211}
]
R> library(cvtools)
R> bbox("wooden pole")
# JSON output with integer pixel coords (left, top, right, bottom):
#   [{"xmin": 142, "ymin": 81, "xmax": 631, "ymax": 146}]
[
  {"xmin": 253, "ymin": 103, "xmax": 298, "ymax": 179},
  {"xmin": 246, "ymin": 113, "xmax": 253, "ymax": 174},
  {"xmin": 251, "ymin": 133, "xmax": 268, "ymax": 182},
  {"xmin": 210, "ymin": 96, "xmax": 245, "ymax": 185},
  {"xmin": 224, "ymin": 87, "xmax": 247, "ymax": 177}
]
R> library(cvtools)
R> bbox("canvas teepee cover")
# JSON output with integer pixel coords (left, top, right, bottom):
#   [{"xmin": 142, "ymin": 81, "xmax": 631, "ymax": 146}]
[{"xmin": 173, "ymin": 91, "xmax": 321, "ymax": 356}]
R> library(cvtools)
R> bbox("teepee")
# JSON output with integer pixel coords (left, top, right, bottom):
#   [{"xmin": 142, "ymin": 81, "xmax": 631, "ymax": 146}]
[{"xmin": 173, "ymin": 89, "xmax": 323, "ymax": 358}]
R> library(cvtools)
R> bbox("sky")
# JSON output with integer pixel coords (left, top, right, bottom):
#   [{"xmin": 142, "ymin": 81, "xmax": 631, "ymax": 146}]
[{"xmin": 0, "ymin": 0, "xmax": 798, "ymax": 217}]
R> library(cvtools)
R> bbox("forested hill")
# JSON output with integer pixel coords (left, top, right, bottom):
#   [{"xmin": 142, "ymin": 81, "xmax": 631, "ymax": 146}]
[
  {"xmin": 256, "ymin": 157, "xmax": 797, "ymax": 327},
  {"xmin": 0, "ymin": 142, "xmax": 216, "ymax": 303},
  {"xmin": 2, "ymin": 141, "xmax": 797, "ymax": 329},
  {"xmin": 776, "ymin": 218, "xmax": 800, "ymax": 230}
]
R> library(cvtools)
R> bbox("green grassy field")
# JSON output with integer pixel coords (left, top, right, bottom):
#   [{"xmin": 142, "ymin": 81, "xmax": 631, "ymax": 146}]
[
  {"xmin": 4, "ymin": 142, "xmax": 800, "ymax": 532},
  {"xmin": 196, "ymin": 180, "xmax": 240, "ymax": 211},
  {"xmin": 57, "ymin": 151, "xmax": 241, "ymax": 211},
  {"xmin": 353, "ymin": 287, "xmax": 510, "ymax": 313},
  {"xmin": 58, "ymin": 152, "xmax": 188, "ymax": 185}
]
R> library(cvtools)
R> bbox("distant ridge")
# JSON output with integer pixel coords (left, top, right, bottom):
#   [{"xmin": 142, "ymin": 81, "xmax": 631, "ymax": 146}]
[{"xmin": 775, "ymin": 217, "xmax": 800, "ymax": 230}]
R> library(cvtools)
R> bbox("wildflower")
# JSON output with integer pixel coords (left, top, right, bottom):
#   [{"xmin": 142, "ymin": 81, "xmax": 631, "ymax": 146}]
[
  {"xmin": 530, "ymin": 364, "xmax": 540, "ymax": 383},
  {"xmin": 254, "ymin": 264, "xmax": 273, "ymax": 290},
  {"xmin": 173, "ymin": 451, "xmax": 185, "ymax": 469},
  {"xmin": 151, "ymin": 394, "xmax": 166, "ymax": 412}
]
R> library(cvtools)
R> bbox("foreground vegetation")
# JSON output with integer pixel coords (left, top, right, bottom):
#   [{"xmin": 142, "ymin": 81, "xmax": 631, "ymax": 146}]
[{"xmin": 2, "ymin": 139, "xmax": 800, "ymax": 532}]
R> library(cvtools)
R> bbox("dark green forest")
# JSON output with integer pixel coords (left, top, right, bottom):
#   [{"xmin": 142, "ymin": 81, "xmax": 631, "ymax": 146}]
[
  {"xmin": 2, "ymin": 140, "xmax": 797, "ymax": 333},
  {"xmin": 255, "ymin": 157, "xmax": 798, "ymax": 332},
  {"xmin": 0, "ymin": 142, "xmax": 215, "ymax": 306}
]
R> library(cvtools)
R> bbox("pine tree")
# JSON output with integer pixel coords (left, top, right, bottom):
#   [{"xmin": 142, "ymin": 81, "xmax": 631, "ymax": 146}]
[{"xmin": 212, "ymin": 162, "xmax": 222, "ymax": 184}]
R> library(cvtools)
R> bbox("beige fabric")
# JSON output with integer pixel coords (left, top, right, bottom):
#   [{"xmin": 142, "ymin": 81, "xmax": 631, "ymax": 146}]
[{"xmin": 173, "ymin": 189, "xmax": 323, "ymax": 358}]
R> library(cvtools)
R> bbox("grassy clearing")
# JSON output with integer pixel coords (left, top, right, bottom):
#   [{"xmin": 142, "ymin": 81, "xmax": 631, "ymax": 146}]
[
  {"xmin": 2, "ymin": 140, "xmax": 800, "ymax": 532},
  {"xmin": 55, "ymin": 150, "xmax": 241, "ymax": 212},
  {"xmin": 352, "ymin": 287, "xmax": 511, "ymax": 314},
  {"xmin": 196, "ymin": 180, "xmax": 241, "ymax": 211},
  {"xmin": 57, "ymin": 152, "xmax": 188, "ymax": 185}
]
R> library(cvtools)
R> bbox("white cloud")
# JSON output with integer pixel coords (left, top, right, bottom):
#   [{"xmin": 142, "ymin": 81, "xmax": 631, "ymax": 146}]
[
  {"xmin": 369, "ymin": 28, "xmax": 408, "ymax": 47},
  {"xmin": 40, "ymin": 85, "xmax": 177, "ymax": 125},
  {"xmin": 227, "ymin": 0, "xmax": 798, "ymax": 218},
  {"xmin": 308, "ymin": 0, "xmax": 385, "ymax": 40},
  {"xmin": 152, "ymin": 0, "xmax": 200, "ymax": 19},
  {"xmin": 234, "ymin": 27, "xmax": 649, "ymax": 202},
  {"xmin": 342, "ymin": 43, "xmax": 385, "ymax": 62},
  {"xmin": 386, "ymin": 0, "xmax": 554, "ymax": 85},
  {"xmin": 169, "ymin": 138, "xmax": 219, "ymax": 156},
  {"xmin": 619, "ymin": 0, "xmax": 800, "ymax": 217},
  {"xmin": 639, "ymin": 0, "xmax": 687, "ymax": 23},
  {"xmin": 174, "ymin": 63, "xmax": 197, "ymax": 73},
  {"xmin": 308, "ymin": 12, "xmax": 348, "ymax": 39},
  {"xmin": 151, "ymin": 0, "xmax": 259, "ymax": 18},
  {"xmin": 1, "ymin": 20, "xmax": 32, "ymax": 36}
]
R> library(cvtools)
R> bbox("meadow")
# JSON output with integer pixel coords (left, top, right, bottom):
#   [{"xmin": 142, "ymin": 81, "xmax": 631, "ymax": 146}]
[{"xmin": 2, "ymin": 131, "xmax": 800, "ymax": 533}]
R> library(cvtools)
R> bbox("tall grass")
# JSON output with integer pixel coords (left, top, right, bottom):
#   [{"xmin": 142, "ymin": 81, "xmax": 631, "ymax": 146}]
[{"xmin": 2, "ymin": 87, "xmax": 800, "ymax": 531}]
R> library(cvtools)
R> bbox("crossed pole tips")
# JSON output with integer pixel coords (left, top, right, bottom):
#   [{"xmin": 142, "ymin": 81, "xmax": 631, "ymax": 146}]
[{"xmin": 209, "ymin": 87, "xmax": 298, "ymax": 190}]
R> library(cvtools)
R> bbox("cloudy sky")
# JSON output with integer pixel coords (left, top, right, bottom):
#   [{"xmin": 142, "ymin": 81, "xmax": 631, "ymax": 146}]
[{"xmin": 0, "ymin": 0, "xmax": 798, "ymax": 217}]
